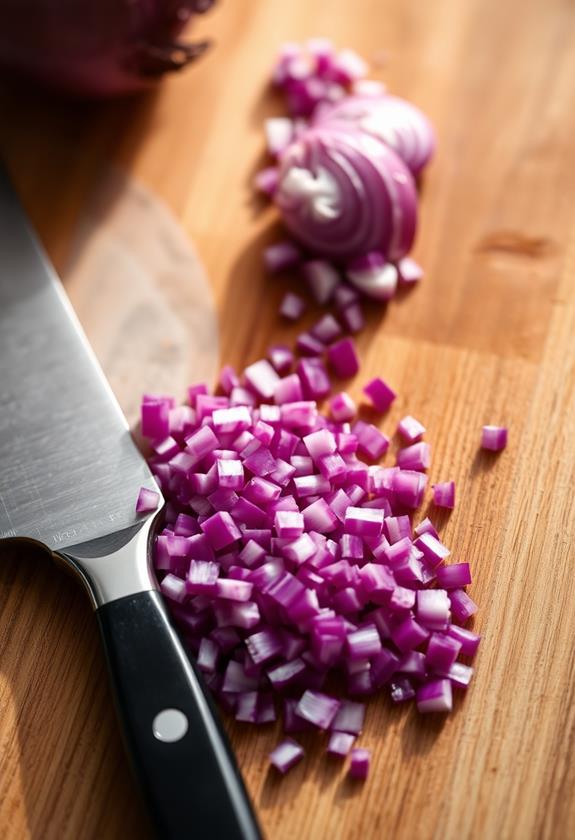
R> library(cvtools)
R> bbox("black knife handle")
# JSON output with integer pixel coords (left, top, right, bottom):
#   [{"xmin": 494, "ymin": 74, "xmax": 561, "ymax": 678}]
[{"xmin": 96, "ymin": 590, "xmax": 261, "ymax": 840}]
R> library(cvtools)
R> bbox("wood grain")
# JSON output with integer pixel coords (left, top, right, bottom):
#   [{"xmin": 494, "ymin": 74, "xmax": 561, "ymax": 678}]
[{"xmin": 1, "ymin": 0, "xmax": 575, "ymax": 838}]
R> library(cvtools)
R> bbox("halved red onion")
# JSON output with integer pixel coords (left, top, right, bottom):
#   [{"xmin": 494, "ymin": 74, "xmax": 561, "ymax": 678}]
[{"xmin": 274, "ymin": 127, "xmax": 417, "ymax": 263}]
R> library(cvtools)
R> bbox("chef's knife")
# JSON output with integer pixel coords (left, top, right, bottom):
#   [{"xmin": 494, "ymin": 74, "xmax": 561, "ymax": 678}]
[{"xmin": 0, "ymin": 164, "xmax": 261, "ymax": 840}]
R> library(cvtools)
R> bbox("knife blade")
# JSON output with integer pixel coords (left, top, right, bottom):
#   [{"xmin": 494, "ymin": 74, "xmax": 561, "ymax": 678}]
[{"xmin": 0, "ymin": 164, "xmax": 261, "ymax": 840}]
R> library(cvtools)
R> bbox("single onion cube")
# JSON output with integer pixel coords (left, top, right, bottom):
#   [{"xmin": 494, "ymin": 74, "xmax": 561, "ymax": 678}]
[
  {"xmin": 329, "ymin": 392, "xmax": 357, "ymax": 422},
  {"xmin": 331, "ymin": 700, "xmax": 365, "ymax": 735},
  {"xmin": 349, "ymin": 748, "xmax": 370, "ymax": 780},
  {"xmin": 136, "ymin": 487, "xmax": 160, "ymax": 514},
  {"xmin": 417, "ymin": 589, "xmax": 451, "ymax": 631},
  {"xmin": 449, "ymin": 589, "xmax": 478, "ymax": 623},
  {"xmin": 275, "ymin": 510, "xmax": 304, "ymax": 539},
  {"xmin": 160, "ymin": 573, "xmax": 187, "ymax": 603},
  {"xmin": 268, "ymin": 344, "xmax": 294, "ymax": 375},
  {"xmin": 448, "ymin": 662, "xmax": 475, "ymax": 689},
  {"xmin": 414, "ymin": 533, "xmax": 450, "ymax": 567},
  {"xmin": 186, "ymin": 560, "xmax": 220, "ymax": 595},
  {"xmin": 141, "ymin": 399, "xmax": 170, "ymax": 440},
  {"xmin": 303, "ymin": 428, "xmax": 337, "ymax": 462},
  {"xmin": 217, "ymin": 459, "xmax": 244, "ymax": 490},
  {"xmin": 264, "ymin": 240, "xmax": 302, "ymax": 273},
  {"xmin": 327, "ymin": 732, "xmax": 355, "ymax": 758},
  {"xmin": 397, "ymin": 414, "xmax": 426, "ymax": 443},
  {"xmin": 296, "ymin": 331, "xmax": 325, "ymax": 357},
  {"xmin": 269, "ymin": 738, "xmax": 304, "ymax": 774},
  {"xmin": 397, "ymin": 257, "xmax": 424, "ymax": 285},
  {"xmin": 433, "ymin": 480, "xmax": 455, "ymax": 509},
  {"xmin": 200, "ymin": 511, "xmax": 242, "ymax": 550},
  {"xmin": 447, "ymin": 625, "xmax": 481, "ymax": 657},
  {"xmin": 436, "ymin": 563, "xmax": 472, "ymax": 589},
  {"xmin": 363, "ymin": 377, "xmax": 396, "ymax": 412},
  {"xmin": 303, "ymin": 260, "xmax": 340, "ymax": 304},
  {"xmin": 279, "ymin": 292, "xmax": 306, "ymax": 321},
  {"xmin": 215, "ymin": 579, "xmax": 253, "ymax": 602},
  {"xmin": 311, "ymin": 313, "xmax": 342, "ymax": 343},
  {"xmin": 297, "ymin": 358, "xmax": 331, "ymax": 399},
  {"xmin": 425, "ymin": 633, "xmax": 462, "ymax": 673},
  {"xmin": 244, "ymin": 359, "xmax": 280, "ymax": 401},
  {"xmin": 327, "ymin": 337, "xmax": 360, "ymax": 378},
  {"xmin": 345, "ymin": 506, "xmax": 384, "ymax": 538},
  {"xmin": 340, "ymin": 302, "xmax": 365, "ymax": 334},
  {"xmin": 213, "ymin": 406, "xmax": 251, "ymax": 435},
  {"xmin": 353, "ymin": 420, "xmax": 390, "ymax": 460},
  {"xmin": 296, "ymin": 690, "xmax": 340, "ymax": 729},
  {"xmin": 416, "ymin": 679, "xmax": 453, "ymax": 713},
  {"xmin": 397, "ymin": 442, "xmax": 431, "ymax": 471},
  {"xmin": 481, "ymin": 425, "xmax": 508, "ymax": 451}
]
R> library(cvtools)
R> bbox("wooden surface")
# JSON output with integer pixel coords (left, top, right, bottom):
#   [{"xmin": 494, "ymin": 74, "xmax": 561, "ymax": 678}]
[{"xmin": 1, "ymin": 0, "xmax": 575, "ymax": 837}]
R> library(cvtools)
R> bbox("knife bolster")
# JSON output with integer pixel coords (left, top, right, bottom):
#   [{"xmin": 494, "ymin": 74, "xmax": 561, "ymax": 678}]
[{"xmin": 56, "ymin": 512, "xmax": 162, "ymax": 608}]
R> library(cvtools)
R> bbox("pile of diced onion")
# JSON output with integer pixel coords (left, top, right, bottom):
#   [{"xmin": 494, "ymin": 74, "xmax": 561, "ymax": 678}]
[
  {"xmin": 138, "ymin": 348, "xmax": 497, "ymax": 777},
  {"xmin": 136, "ymin": 41, "xmax": 508, "ymax": 780}
]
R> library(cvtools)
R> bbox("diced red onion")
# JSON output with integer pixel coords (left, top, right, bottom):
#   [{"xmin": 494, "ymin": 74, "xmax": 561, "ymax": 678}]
[
  {"xmin": 436, "ymin": 563, "xmax": 472, "ymax": 589},
  {"xmin": 264, "ymin": 240, "xmax": 303, "ymax": 273},
  {"xmin": 329, "ymin": 392, "xmax": 357, "ymax": 422},
  {"xmin": 397, "ymin": 415, "xmax": 425, "ymax": 444},
  {"xmin": 433, "ymin": 480, "xmax": 455, "ymax": 509},
  {"xmin": 363, "ymin": 377, "xmax": 396, "ymax": 412},
  {"xmin": 416, "ymin": 679, "xmax": 453, "ymax": 713},
  {"xmin": 327, "ymin": 731, "xmax": 355, "ymax": 758},
  {"xmin": 296, "ymin": 331, "xmax": 325, "ymax": 357},
  {"xmin": 297, "ymin": 358, "xmax": 331, "ymax": 400},
  {"xmin": 347, "ymin": 252, "xmax": 398, "ymax": 301},
  {"xmin": 426, "ymin": 633, "xmax": 462, "ymax": 673},
  {"xmin": 311, "ymin": 313, "xmax": 342, "ymax": 343},
  {"xmin": 269, "ymin": 738, "xmax": 304, "ymax": 774},
  {"xmin": 397, "ymin": 442, "xmax": 431, "ymax": 472},
  {"xmin": 279, "ymin": 292, "xmax": 306, "ymax": 321},
  {"xmin": 136, "ymin": 487, "xmax": 160, "ymax": 514},
  {"xmin": 303, "ymin": 260, "xmax": 340, "ymax": 304},
  {"xmin": 447, "ymin": 625, "xmax": 481, "ymax": 657},
  {"xmin": 268, "ymin": 344, "xmax": 294, "ymax": 375},
  {"xmin": 481, "ymin": 425, "xmax": 508, "ymax": 452},
  {"xmin": 449, "ymin": 589, "xmax": 478, "ymax": 623},
  {"xmin": 414, "ymin": 533, "xmax": 450, "ymax": 567},
  {"xmin": 417, "ymin": 589, "xmax": 451, "ymax": 631},
  {"xmin": 349, "ymin": 748, "xmax": 370, "ymax": 780},
  {"xmin": 397, "ymin": 257, "xmax": 423, "ymax": 285},
  {"xmin": 296, "ymin": 690, "xmax": 340, "ymax": 729},
  {"xmin": 448, "ymin": 662, "xmax": 474, "ymax": 689}
]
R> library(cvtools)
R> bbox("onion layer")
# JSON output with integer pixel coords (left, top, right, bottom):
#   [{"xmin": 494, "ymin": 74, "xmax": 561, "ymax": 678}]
[
  {"xmin": 274, "ymin": 127, "xmax": 418, "ymax": 262},
  {"xmin": 315, "ymin": 94, "xmax": 435, "ymax": 176}
]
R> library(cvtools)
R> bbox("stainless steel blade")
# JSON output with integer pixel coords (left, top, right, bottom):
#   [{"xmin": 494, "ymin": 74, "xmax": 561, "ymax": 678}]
[{"xmin": 0, "ymin": 165, "xmax": 158, "ymax": 553}]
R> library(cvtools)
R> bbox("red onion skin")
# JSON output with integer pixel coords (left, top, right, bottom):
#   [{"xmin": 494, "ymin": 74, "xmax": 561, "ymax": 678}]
[
  {"xmin": 0, "ymin": 0, "xmax": 215, "ymax": 96},
  {"xmin": 275, "ymin": 127, "xmax": 417, "ymax": 263}
]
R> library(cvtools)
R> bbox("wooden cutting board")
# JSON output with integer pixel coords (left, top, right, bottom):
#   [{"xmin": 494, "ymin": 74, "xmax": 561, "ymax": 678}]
[{"xmin": 1, "ymin": 0, "xmax": 575, "ymax": 837}]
